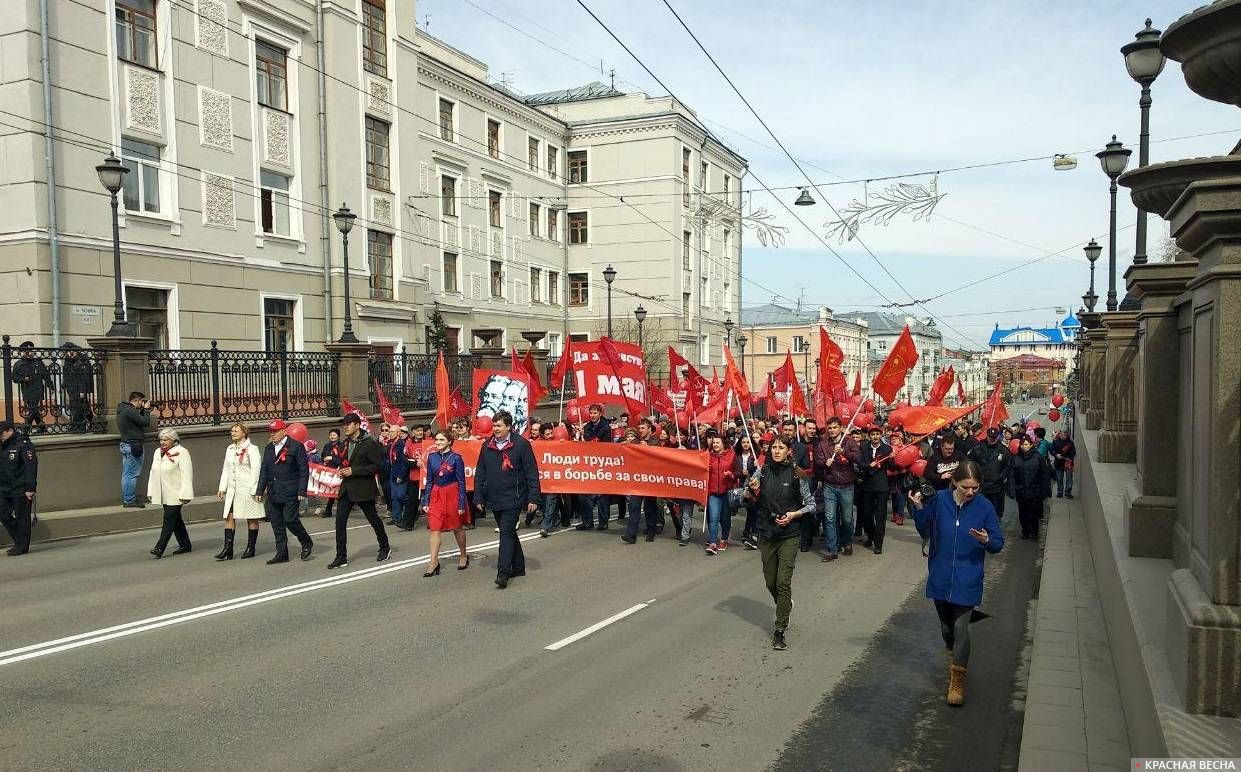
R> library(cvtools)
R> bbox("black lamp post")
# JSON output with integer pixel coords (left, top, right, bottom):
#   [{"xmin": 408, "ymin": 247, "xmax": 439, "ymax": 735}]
[
  {"xmin": 800, "ymin": 340, "xmax": 812, "ymax": 390},
  {"xmin": 794, "ymin": 187, "xmax": 815, "ymax": 206},
  {"xmin": 1096, "ymin": 136, "xmax": 1132, "ymax": 311},
  {"xmin": 723, "ymin": 316, "xmax": 734, "ymax": 347},
  {"xmin": 96, "ymin": 153, "xmax": 136, "ymax": 337},
  {"xmin": 1083, "ymin": 239, "xmax": 1101, "ymax": 312},
  {"xmin": 737, "ymin": 332, "xmax": 748, "ymax": 384},
  {"xmin": 332, "ymin": 204, "xmax": 360, "ymax": 343},
  {"xmin": 633, "ymin": 305, "xmax": 647, "ymax": 350},
  {"xmin": 602, "ymin": 264, "xmax": 616, "ymax": 338},
  {"xmin": 1122, "ymin": 18, "xmax": 1166, "ymax": 267}
]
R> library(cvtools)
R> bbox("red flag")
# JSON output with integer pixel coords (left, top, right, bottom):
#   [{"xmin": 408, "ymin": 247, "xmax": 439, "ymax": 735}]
[
  {"xmin": 511, "ymin": 347, "xmax": 547, "ymax": 403},
  {"xmin": 851, "ymin": 371, "xmax": 862, "ymax": 398},
  {"xmin": 341, "ymin": 398, "xmax": 371, "ymax": 434},
  {"xmin": 668, "ymin": 363, "xmax": 682, "ymax": 392},
  {"xmin": 650, "ymin": 383, "xmax": 677, "ymax": 416},
  {"xmin": 927, "ymin": 365, "xmax": 956, "ymax": 407},
  {"xmin": 980, "ymin": 380, "xmax": 1009, "ymax": 430},
  {"xmin": 890, "ymin": 404, "xmax": 978, "ymax": 435},
  {"xmin": 450, "ymin": 388, "xmax": 471, "ymax": 421},
  {"xmin": 373, "ymin": 380, "xmax": 403, "ymax": 426},
  {"xmin": 550, "ymin": 338, "xmax": 574, "ymax": 390},
  {"xmin": 773, "ymin": 353, "xmax": 808, "ymax": 416},
  {"xmin": 871, "ymin": 325, "xmax": 919, "ymax": 404},
  {"xmin": 955, "ymin": 376, "xmax": 967, "ymax": 406},
  {"xmin": 723, "ymin": 346, "xmax": 750, "ymax": 407},
  {"xmin": 819, "ymin": 327, "xmax": 845, "ymax": 371},
  {"xmin": 433, "ymin": 353, "xmax": 452, "ymax": 429}
]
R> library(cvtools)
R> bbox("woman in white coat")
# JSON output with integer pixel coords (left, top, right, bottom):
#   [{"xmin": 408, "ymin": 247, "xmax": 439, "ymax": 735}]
[
  {"xmin": 148, "ymin": 427, "xmax": 195, "ymax": 558},
  {"xmin": 215, "ymin": 422, "xmax": 265, "ymax": 560}
]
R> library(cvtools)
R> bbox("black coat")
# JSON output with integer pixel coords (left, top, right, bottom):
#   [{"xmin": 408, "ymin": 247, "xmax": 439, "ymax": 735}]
[
  {"xmin": 969, "ymin": 440, "xmax": 1012, "ymax": 494},
  {"xmin": 474, "ymin": 433, "xmax": 540, "ymax": 511},
  {"xmin": 0, "ymin": 433, "xmax": 37, "ymax": 496},
  {"xmin": 859, "ymin": 442, "xmax": 894, "ymax": 493},
  {"xmin": 62, "ymin": 355, "xmax": 94, "ymax": 397},
  {"xmin": 255, "ymin": 438, "xmax": 310, "ymax": 504},
  {"xmin": 11, "ymin": 357, "xmax": 52, "ymax": 398},
  {"xmin": 924, "ymin": 447, "xmax": 968, "ymax": 491},
  {"xmin": 338, "ymin": 432, "xmax": 383, "ymax": 502},
  {"xmin": 1009, "ymin": 450, "xmax": 1051, "ymax": 502}
]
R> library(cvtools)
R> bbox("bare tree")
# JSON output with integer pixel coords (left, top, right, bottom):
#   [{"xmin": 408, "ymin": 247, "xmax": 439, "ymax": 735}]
[
  {"xmin": 1155, "ymin": 235, "xmax": 1180, "ymax": 263},
  {"xmin": 591, "ymin": 317, "xmax": 674, "ymax": 379}
]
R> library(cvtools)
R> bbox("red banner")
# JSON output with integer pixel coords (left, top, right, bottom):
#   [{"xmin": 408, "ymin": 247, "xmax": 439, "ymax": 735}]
[
  {"xmin": 416, "ymin": 440, "xmax": 709, "ymax": 504},
  {"xmin": 569, "ymin": 339, "xmax": 647, "ymax": 414},
  {"xmin": 307, "ymin": 463, "xmax": 342, "ymax": 499},
  {"xmin": 471, "ymin": 368, "xmax": 533, "ymax": 435}
]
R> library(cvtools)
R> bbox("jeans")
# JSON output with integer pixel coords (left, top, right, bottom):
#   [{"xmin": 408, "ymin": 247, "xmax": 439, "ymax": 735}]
[
  {"xmin": 889, "ymin": 483, "xmax": 906, "ymax": 518},
  {"xmin": 119, "ymin": 443, "xmax": 143, "ymax": 504},
  {"xmin": 625, "ymin": 496, "xmax": 659, "ymax": 539},
  {"xmin": 494, "ymin": 507, "xmax": 525, "ymax": 577},
  {"xmin": 334, "ymin": 495, "xmax": 388, "ymax": 558},
  {"xmin": 540, "ymin": 493, "xmax": 560, "ymax": 531},
  {"xmin": 1056, "ymin": 468, "xmax": 1074, "ymax": 496},
  {"xmin": 823, "ymin": 484, "xmax": 855, "ymax": 554},
  {"xmin": 706, "ymin": 493, "xmax": 729, "ymax": 545},
  {"xmin": 389, "ymin": 480, "xmax": 409, "ymax": 525},
  {"xmin": 675, "ymin": 499, "xmax": 695, "ymax": 541},
  {"xmin": 580, "ymin": 494, "xmax": 610, "ymax": 528},
  {"xmin": 759, "ymin": 536, "xmax": 799, "ymax": 632},
  {"xmin": 267, "ymin": 498, "xmax": 313, "ymax": 556}
]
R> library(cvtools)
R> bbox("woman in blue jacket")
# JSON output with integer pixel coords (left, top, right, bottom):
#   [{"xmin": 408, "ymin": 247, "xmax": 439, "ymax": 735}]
[
  {"xmin": 909, "ymin": 458, "xmax": 1004, "ymax": 707},
  {"xmin": 419, "ymin": 431, "xmax": 469, "ymax": 576}
]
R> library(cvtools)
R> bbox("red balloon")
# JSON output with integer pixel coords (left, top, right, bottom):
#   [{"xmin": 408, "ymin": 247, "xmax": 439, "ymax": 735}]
[
  {"xmin": 910, "ymin": 458, "xmax": 928, "ymax": 477},
  {"xmin": 861, "ymin": 399, "xmax": 875, "ymax": 413},
  {"xmin": 1027, "ymin": 420, "xmax": 1041, "ymax": 431},
  {"xmin": 551, "ymin": 425, "xmax": 570, "ymax": 441},
  {"xmin": 1048, "ymin": 409, "xmax": 1061, "ymax": 422},
  {"xmin": 1051, "ymin": 394, "xmax": 1065, "ymax": 408},
  {"xmin": 567, "ymin": 404, "xmax": 583, "ymax": 423},
  {"xmin": 1009, "ymin": 439, "xmax": 1021, "ymax": 455},
  {"xmin": 472, "ymin": 415, "xmax": 494, "ymax": 437},
  {"xmin": 855, "ymin": 411, "xmax": 875, "ymax": 429},
  {"xmin": 286, "ymin": 422, "xmax": 309, "ymax": 443},
  {"xmin": 894, "ymin": 444, "xmax": 922, "ymax": 468}
]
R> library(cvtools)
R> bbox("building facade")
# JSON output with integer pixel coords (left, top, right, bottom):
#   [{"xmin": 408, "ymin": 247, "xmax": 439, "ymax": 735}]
[
  {"xmin": 987, "ymin": 313, "xmax": 1080, "ymax": 377},
  {"xmin": 0, "ymin": 0, "xmax": 743, "ymax": 365},
  {"xmin": 738, "ymin": 304, "xmax": 869, "ymax": 392},
  {"xmin": 942, "ymin": 347, "xmax": 990, "ymax": 405},
  {"xmin": 856, "ymin": 312, "xmax": 943, "ymax": 403},
  {"xmin": 989, "ymin": 353, "xmax": 1066, "ymax": 400}
]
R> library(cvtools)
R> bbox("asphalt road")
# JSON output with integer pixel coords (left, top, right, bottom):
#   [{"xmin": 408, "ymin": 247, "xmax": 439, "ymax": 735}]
[{"xmin": 0, "ymin": 497, "xmax": 1039, "ymax": 771}]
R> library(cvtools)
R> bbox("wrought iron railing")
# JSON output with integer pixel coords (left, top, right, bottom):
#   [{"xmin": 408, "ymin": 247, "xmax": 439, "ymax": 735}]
[
  {"xmin": 546, "ymin": 356, "xmax": 576, "ymax": 400},
  {"xmin": 368, "ymin": 349, "xmax": 479, "ymax": 412},
  {"xmin": 148, "ymin": 342, "xmax": 340, "ymax": 426},
  {"xmin": 1, "ymin": 335, "xmax": 107, "ymax": 435}
]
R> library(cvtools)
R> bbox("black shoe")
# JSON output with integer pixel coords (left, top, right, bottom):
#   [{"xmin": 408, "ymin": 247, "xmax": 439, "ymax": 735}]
[
  {"xmin": 799, "ymin": 545, "xmax": 809, "ymax": 553},
  {"xmin": 595, "ymin": 524, "xmax": 608, "ymax": 531},
  {"xmin": 645, "ymin": 534, "xmax": 656, "ymax": 542},
  {"xmin": 861, "ymin": 539, "xmax": 873, "ymax": 549},
  {"xmin": 6, "ymin": 546, "xmax": 28, "ymax": 556},
  {"xmin": 214, "ymin": 532, "xmax": 234, "ymax": 561},
  {"xmin": 574, "ymin": 523, "xmax": 592, "ymax": 531},
  {"xmin": 540, "ymin": 529, "xmax": 550, "ymax": 538},
  {"xmin": 1056, "ymin": 493, "xmax": 1063, "ymax": 498},
  {"xmin": 377, "ymin": 545, "xmax": 392, "ymax": 562},
  {"xmin": 621, "ymin": 535, "xmax": 637, "ymax": 544},
  {"xmin": 494, "ymin": 574, "xmax": 509, "ymax": 589},
  {"xmin": 1066, "ymin": 493, "xmax": 1074, "ymax": 500},
  {"xmin": 772, "ymin": 630, "xmax": 788, "ymax": 651},
  {"xmin": 326, "ymin": 555, "xmax": 348, "ymax": 569},
  {"xmin": 123, "ymin": 501, "xmax": 146, "ymax": 509},
  {"xmin": 458, "ymin": 555, "xmax": 471, "ymax": 571},
  {"xmin": 170, "ymin": 545, "xmax": 192, "ymax": 556},
  {"xmin": 150, "ymin": 547, "xmax": 165, "ymax": 559},
  {"xmin": 385, "ymin": 518, "xmax": 397, "ymax": 526},
  {"xmin": 300, "ymin": 543, "xmax": 313, "ymax": 561},
  {"xmin": 423, "ymin": 564, "xmax": 441, "ymax": 577},
  {"xmin": 843, "ymin": 545, "xmax": 854, "ymax": 556},
  {"xmin": 267, "ymin": 552, "xmax": 290, "ymax": 564},
  {"xmin": 873, "ymin": 544, "xmax": 883, "ymax": 555},
  {"xmin": 511, "ymin": 569, "xmax": 526, "ymax": 577},
  {"xmin": 240, "ymin": 531, "xmax": 258, "ymax": 559}
]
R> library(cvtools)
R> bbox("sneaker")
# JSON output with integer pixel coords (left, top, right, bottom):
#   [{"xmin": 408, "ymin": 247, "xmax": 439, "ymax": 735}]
[
  {"xmin": 620, "ymin": 535, "xmax": 637, "ymax": 544},
  {"xmin": 843, "ymin": 545, "xmax": 853, "ymax": 556},
  {"xmin": 772, "ymin": 630, "xmax": 787, "ymax": 650},
  {"xmin": 494, "ymin": 527, "xmax": 501, "ymax": 534},
  {"xmin": 678, "ymin": 539, "xmax": 689, "ymax": 546},
  {"xmin": 377, "ymin": 546, "xmax": 392, "ymax": 562},
  {"xmin": 540, "ymin": 529, "xmax": 550, "ymax": 538},
  {"xmin": 704, "ymin": 544, "xmax": 717, "ymax": 556},
  {"xmin": 821, "ymin": 552, "xmax": 838, "ymax": 562},
  {"xmin": 743, "ymin": 538, "xmax": 758, "ymax": 550},
  {"xmin": 717, "ymin": 540, "xmax": 728, "ymax": 552}
]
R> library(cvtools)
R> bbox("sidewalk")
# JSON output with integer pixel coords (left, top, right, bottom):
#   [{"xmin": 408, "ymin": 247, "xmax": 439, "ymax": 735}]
[{"xmin": 1019, "ymin": 496, "xmax": 1131, "ymax": 772}]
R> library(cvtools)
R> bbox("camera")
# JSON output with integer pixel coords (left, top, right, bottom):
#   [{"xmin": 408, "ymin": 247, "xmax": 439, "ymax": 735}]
[{"xmin": 918, "ymin": 483, "xmax": 936, "ymax": 500}]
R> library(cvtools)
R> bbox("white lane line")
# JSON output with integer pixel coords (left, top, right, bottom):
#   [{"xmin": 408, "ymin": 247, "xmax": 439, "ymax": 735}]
[
  {"xmin": 0, "ymin": 528, "xmax": 570, "ymax": 668},
  {"xmin": 544, "ymin": 599, "xmax": 657, "ymax": 651}
]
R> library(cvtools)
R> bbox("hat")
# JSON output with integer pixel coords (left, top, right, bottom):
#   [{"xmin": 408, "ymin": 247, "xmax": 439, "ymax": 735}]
[
  {"xmin": 268, "ymin": 419, "xmax": 288, "ymax": 432},
  {"xmin": 304, "ymin": 439, "xmax": 318, "ymax": 452},
  {"xmin": 60, "ymin": 341, "xmax": 80, "ymax": 350},
  {"xmin": 399, "ymin": 424, "xmax": 410, "ymax": 433},
  {"xmin": 0, "ymin": 421, "xmax": 14, "ymax": 433},
  {"xmin": 986, "ymin": 427, "xmax": 1000, "ymax": 438},
  {"xmin": 18, "ymin": 341, "xmax": 33, "ymax": 349},
  {"xmin": 342, "ymin": 413, "xmax": 363, "ymax": 425},
  {"xmin": 762, "ymin": 431, "xmax": 776, "ymax": 443}
]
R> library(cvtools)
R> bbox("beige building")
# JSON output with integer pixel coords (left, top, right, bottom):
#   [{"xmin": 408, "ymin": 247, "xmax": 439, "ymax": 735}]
[
  {"xmin": 0, "ymin": 0, "xmax": 743, "ymax": 365},
  {"xmin": 856, "ymin": 312, "xmax": 944, "ymax": 403},
  {"xmin": 738, "ymin": 304, "xmax": 869, "ymax": 393}
]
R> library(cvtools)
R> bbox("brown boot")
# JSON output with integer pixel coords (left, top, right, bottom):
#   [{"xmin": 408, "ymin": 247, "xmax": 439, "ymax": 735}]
[{"xmin": 947, "ymin": 664, "xmax": 967, "ymax": 706}]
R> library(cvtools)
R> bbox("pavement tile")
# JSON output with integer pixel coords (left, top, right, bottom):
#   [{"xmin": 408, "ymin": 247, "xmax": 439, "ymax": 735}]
[
  {"xmin": 1029, "ymin": 667, "xmax": 1084, "ymax": 689},
  {"xmin": 1027, "ymin": 702, "xmax": 1085, "ymax": 728},
  {"xmin": 1028, "ymin": 683, "xmax": 1084, "ymax": 708},
  {"xmin": 1088, "ymin": 765, "xmax": 1127, "ymax": 772},
  {"xmin": 1021, "ymin": 722, "xmax": 1088, "ymax": 755},
  {"xmin": 1036, "ymin": 629, "xmax": 1080, "ymax": 646},
  {"xmin": 1019, "ymin": 748, "xmax": 1089, "ymax": 772},
  {"xmin": 1037, "ymin": 613, "xmax": 1080, "ymax": 634},
  {"xmin": 1034, "ymin": 640, "xmax": 1080, "ymax": 660},
  {"xmin": 1086, "ymin": 737, "xmax": 1131, "ymax": 766},
  {"xmin": 1033, "ymin": 654, "xmax": 1082, "ymax": 674}
]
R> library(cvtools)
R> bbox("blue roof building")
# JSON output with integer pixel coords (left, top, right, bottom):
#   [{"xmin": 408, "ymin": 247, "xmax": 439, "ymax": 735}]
[{"xmin": 988, "ymin": 312, "xmax": 1079, "ymax": 375}]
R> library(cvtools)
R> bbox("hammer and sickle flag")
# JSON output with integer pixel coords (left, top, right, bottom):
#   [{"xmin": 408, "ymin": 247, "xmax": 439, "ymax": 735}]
[{"xmin": 871, "ymin": 325, "xmax": 919, "ymax": 404}]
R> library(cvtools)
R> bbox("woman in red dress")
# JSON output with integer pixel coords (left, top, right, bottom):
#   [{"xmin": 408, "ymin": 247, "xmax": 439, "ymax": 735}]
[{"xmin": 419, "ymin": 431, "xmax": 468, "ymax": 576}]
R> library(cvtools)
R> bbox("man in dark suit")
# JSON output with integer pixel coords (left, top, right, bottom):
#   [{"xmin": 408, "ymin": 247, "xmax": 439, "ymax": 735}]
[
  {"xmin": 328, "ymin": 413, "xmax": 390, "ymax": 570},
  {"xmin": 254, "ymin": 419, "xmax": 314, "ymax": 564},
  {"xmin": 858, "ymin": 425, "xmax": 894, "ymax": 555},
  {"xmin": 474, "ymin": 409, "xmax": 540, "ymax": 588}
]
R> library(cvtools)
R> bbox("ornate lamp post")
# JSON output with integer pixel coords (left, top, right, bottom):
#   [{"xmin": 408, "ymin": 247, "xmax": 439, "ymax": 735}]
[
  {"xmin": 723, "ymin": 316, "xmax": 734, "ymax": 347},
  {"xmin": 332, "ymin": 204, "xmax": 360, "ymax": 343},
  {"xmin": 633, "ymin": 305, "xmax": 647, "ymax": 350},
  {"xmin": 1096, "ymin": 136, "xmax": 1133, "ymax": 311},
  {"xmin": 96, "ymin": 153, "xmax": 135, "ymax": 337},
  {"xmin": 602, "ymin": 264, "xmax": 616, "ymax": 338},
  {"xmin": 737, "ymin": 332, "xmax": 748, "ymax": 384},
  {"xmin": 1121, "ymin": 18, "xmax": 1166, "ymax": 267},
  {"xmin": 1083, "ymin": 238, "xmax": 1102, "ymax": 312}
]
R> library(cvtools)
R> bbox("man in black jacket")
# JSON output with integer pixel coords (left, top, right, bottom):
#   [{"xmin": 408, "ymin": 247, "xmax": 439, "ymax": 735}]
[
  {"xmin": 577, "ymin": 403, "xmax": 613, "ymax": 530},
  {"xmin": 858, "ymin": 426, "xmax": 893, "ymax": 554},
  {"xmin": 969, "ymin": 428, "xmax": 1012, "ymax": 518},
  {"xmin": 0, "ymin": 422, "xmax": 37, "ymax": 555},
  {"xmin": 60, "ymin": 343, "xmax": 95, "ymax": 432},
  {"xmin": 475, "ymin": 410, "xmax": 540, "ymax": 588},
  {"xmin": 11, "ymin": 342, "xmax": 52, "ymax": 434},
  {"xmin": 117, "ymin": 391, "xmax": 151, "ymax": 508},
  {"xmin": 327, "ymin": 413, "xmax": 390, "ymax": 569},
  {"xmin": 254, "ymin": 419, "xmax": 314, "ymax": 565}
]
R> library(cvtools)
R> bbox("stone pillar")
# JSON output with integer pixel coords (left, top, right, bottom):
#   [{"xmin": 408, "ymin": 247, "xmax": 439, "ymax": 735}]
[
  {"xmin": 1078, "ymin": 314, "xmax": 1107, "ymax": 430},
  {"xmin": 1097, "ymin": 311, "xmax": 1140, "ymax": 463},
  {"xmin": 1122, "ymin": 260, "xmax": 1197, "ymax": 558},
  {"xmin": 325, "ymin": 342, "xmax": 374, "ymax": 415},
  {"xmin": 86, "ymin": 336, "xmax": 156, "ymax": 434},
  {"xmin": 470, "ymin": 345, "xmax": 505, "ymax": 372}
]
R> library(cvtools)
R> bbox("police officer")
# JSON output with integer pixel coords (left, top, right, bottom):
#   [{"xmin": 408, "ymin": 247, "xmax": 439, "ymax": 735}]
[
  {"xmin": 969, "ymin": 427, "xmax": 1012, "ymax": 519},
  {"xmin": 0, "ymin": 421, "xmax": 38, "ymax": 555},
  {"xmin": 11, "ymin": 341, "xmax": 52, "ymax": 434}
]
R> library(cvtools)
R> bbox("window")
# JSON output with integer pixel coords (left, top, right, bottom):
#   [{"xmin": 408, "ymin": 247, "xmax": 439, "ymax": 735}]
[
  {"xmin": 530, "ymin": 267, "xmax": 541, "ymax": 303},
  {"xmin": 440, "ymin": 175, "xmax": 456, "ymax": 217},
  {"xmin": 259, "ymin": 170, "xmax": 290, "ymax": 235},
  {"xmin": 699, "ymin": 161, "xmax": 708, "ymax": 193},
  {"xmin": 487, "ymin": 119, "xmax": 501, "ymax": 159},
  {"xmin": 723, "ymin": 228, "xmax": 732, "ymax": 262},
  {"xmin": 547, "ymin": 208, "xmax": 558, "ymax": 242},
  {"xmin": 255, "ymin": 40, "xmax": 288, "ymax": 111},
  {"xmin": 488, "ymin": 190, "xmax": 501, "ymax": 228},
  {"xmin": 682, "ymin": 147, "xmax": 691, "ymax": 206},
  {"xmin": 682, "ymin": 230, "xmax": 691, "ymax": 271},
  {"xmin": 365, "ymin": 117, "xmax": 390, "ymax": 190},
  {"xmin": 442, "ymin": 252, "xmax": 458, "ymax": 293},
  {"xmin": 547, "ymin": 145, "xmax": 558, "ymax": 179},
  {"xmin": 124, "ymin": 286, "xmax": 169, "ymax": 347},
  {"xmin": 568, "ymin": 150, "xmax": 587, "ymax": 183},
  {"xmin": 361, "ymin": 0, "xmax": 387, "ymax": 77},
  {"xmin": 263, "ymin": 297, "xmax": 295, "ymax": 351},
  {"xmin": 367, "ymin": 230, "xmax": 393, "ymax": 300},
  {"xmin": 438, "ymin": 98, "xmax": 454, "ymax": 142},
  {"xmin": 568, "ymin": 273, "xmax": 589, "ymax": 307},
  {"xmin": 548, "ymin": 271, "xmax": 560, "ymax": 305},
  {"xmin": 567, "ymin": 212, "xmax": 588, "ymax": 245},
  {"xmin": 115, "ymin": 0, "xmax": 157, "ymax": 68},
  {"xmin": 490, "ymin": 260, "xmax": 504, "ymax": 299},
  {"xmin": 700, "ymin": 334, "xmax": 710, "ymax": 366},
  {"xmin": 528, "ymin": 201, "xmax": 540, "ymax": 237},
  {"xmin": 792, "ymin": 335, "xmax": 806, "ymax": 351},
  {"xmin": 723, "ymin": 173, "xmax": 731, "ymax": 198},
  {"xmin": 547, "ymin": 332, "xmax": 561, "ymax": 357},
  {"xmin": 528, "ymin": 136, "xmax": 540, "ymax": 172},
  {"xmin": 120, "ymin": 138, "xmax": 161, "ymax": 214},
  {"xmin": 682, "ymin": 292, "xmax": 691, "ymax": 321},
  {"xmin": 765, "ymin": 336, "xmax": 777, "ymax": 354}
]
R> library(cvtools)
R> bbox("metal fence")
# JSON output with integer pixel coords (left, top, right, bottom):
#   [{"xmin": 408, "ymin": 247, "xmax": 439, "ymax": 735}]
[
  {"xmin": 148, "ymin": 342, "xmax": 340, "ymax": 426},
  {"xmin": 546, "ymin": 356, "xmax": 576, "ymax": 400},
  {"xmin": 1, "ymin": 336, "xmax": 107, "ymax": 435},
  {"xmin": 368, "ymin": 349, "xmax": 479, "ymax": 412}
]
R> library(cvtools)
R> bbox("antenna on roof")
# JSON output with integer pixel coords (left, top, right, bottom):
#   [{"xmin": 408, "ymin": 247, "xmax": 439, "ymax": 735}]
[
  {"xmin": 609, "ymin": 68, "xmax": 616, "ymax": 91},
  {"xmin": 424, "ymin": 13, "xmax": 431, "ymax": 32},
  {"xmin": 499, "ymin": 71, "xmax": 516, "ymax": 89}
]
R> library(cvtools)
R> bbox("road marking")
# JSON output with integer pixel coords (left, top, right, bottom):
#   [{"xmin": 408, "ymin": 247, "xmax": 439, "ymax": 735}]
[
  {"xmin": 0, "ymin": 528, "xmax": 568, "ymax": 668},
  {"xmin": 544, "ymin": 599, "xmax": 657, "ymax": 651}
]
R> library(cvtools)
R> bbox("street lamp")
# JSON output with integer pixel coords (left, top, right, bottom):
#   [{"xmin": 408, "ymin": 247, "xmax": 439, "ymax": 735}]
[
  {"xmin": 1123, "ymin": 18, "xmax": 1165, "ymax": 268},
  {"xmin": 794, "ymin": 187, "xmax": 815, "ymax": 206},
  {"xmin": 96, "ymin": 153, "xmax": 136, "ymax": 337},
  {"xmin": 602, "ymin": 264, "xmax": 616, "ymax": 338},
  {"xmin": 332, "ymin": 203, "xmax": 360, "ymax": 343},
  {"xmin": 800, "ymin": 340, "xmax": 812, "ymax": 390},
  {"xmin": 633, "ymin": 305, "xmax": 647, "ymax": 350},
  {"xmin": 737, "ymin": 332, "xmax": 748, "ymax": 384},
  {"xmin": 1083, "ymin": 239, "xmax": 1101, "ymax": 312},
  {"xmin": 1096, "ymin": 136, "xmax": 1132, "ymax": 311},
  {"xmin": 723, "ymin": 316, "xmax": 734, "ymax": 346}
]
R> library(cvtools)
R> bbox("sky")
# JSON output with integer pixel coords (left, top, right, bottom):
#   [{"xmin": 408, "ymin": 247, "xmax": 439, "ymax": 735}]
[{"xmin": 416, "ymin": 0, "xmax": 1239, "ymax": 350}]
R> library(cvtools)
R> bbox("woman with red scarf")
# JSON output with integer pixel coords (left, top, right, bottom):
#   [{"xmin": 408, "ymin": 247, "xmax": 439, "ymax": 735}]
[
  {"xmin": 419, "ymin": 431, "xmax": 468, "ymax": 576},
  {"xmin": 214, "ymin": 422, "xmax": 264, "ymax": 560},
  {"xmin": 147, "ymin": 427, "xmax": 195, "ymax": 558}
]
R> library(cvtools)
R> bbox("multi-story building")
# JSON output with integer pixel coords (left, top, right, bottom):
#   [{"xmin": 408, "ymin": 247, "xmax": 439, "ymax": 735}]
[
  {"xmin": 738, "ymin": 304, "xmax": 868, "ymax": 392},
  {"xmin": 0, "ymin": 0, "xmax": 743, "ymax": 365},
  {"xmin": 857, "ymin": 312, "xmax": 943, "ymax": 403},
  {"xmin": 942, "ymin": 347, "xmax": 990, "ymax": 404},
  {"xmin": 987, "ymin": 312, "xmax": 1080, "ymax": 377},
  {"xmin": 989, "ymin": 353, "xmax": 1066, "ymax": 401}
]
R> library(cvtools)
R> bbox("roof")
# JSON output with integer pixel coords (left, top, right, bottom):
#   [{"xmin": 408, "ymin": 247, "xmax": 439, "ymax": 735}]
[
  {"xmin": 1060, "ymin": 312, "xmax": 1080, "ymax": 328},
  {"xmin": 989, "ymin": 325, "xmax": 1077, "ymax": 346},
  {"xmin": 523, "ymin": 81, "xmax": 625, "ymax": 106},
  {"xmin": 738, "ymin": 304, "xmax": 819, "ymax": 327},
  {"xmin": 991, "ymin": 353, "xmax": 1066, "ymax": 367},
  {"xmin": 854, "ymin": 312, "xmax": 940, "ymax": 339}
]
